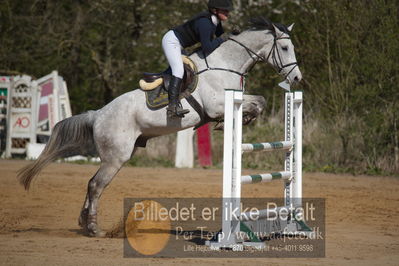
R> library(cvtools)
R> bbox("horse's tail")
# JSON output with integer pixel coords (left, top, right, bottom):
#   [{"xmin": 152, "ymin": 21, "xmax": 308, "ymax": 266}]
[{"xmin": 17, "ymin": 111, "xmax": 98, "ymax": 190}]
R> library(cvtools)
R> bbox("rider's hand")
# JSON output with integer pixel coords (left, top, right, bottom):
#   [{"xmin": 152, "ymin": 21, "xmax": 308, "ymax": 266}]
[{"xmin": 231, "ymin": 26, "xmax": 241, "ymax": 35}]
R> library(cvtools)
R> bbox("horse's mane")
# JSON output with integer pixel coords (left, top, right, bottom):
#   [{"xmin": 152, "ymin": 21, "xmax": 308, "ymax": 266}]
[{"xmin": 249, "ymin": 17, "xmax": 291, "ymax": 36}]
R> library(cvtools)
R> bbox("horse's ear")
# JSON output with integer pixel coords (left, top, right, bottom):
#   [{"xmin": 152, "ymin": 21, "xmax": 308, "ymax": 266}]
[
  {"xmin": 272, "ymin": 24, "xmax": 283, "ymax": 37},
  {"xmin": 287, "ymin": 23, "xmax": 294, "ymax": 32}
]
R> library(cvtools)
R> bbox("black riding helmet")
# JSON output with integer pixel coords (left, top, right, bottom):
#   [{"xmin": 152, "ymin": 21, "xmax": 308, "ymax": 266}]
[{"xmin": 208, "ymin": 0, "xmax": 234, "ymax": 11}]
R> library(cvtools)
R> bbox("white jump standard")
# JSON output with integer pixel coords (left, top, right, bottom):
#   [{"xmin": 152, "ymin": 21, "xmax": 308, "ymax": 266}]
[{"xmin": 206, "ymin": 85, "xmax": 311, "ymax": 250}]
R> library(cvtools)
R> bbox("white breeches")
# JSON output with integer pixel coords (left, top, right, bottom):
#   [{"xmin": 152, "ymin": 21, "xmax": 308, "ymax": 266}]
[{"xmin": 162, "ymin": 30, "xmax": 184, "ymax": 79}]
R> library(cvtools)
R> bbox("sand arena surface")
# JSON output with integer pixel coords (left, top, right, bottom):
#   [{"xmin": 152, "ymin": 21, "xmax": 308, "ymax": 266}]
[{"xmin": 0, "ymin": 159, "xmax": 398, "ymax": 265}]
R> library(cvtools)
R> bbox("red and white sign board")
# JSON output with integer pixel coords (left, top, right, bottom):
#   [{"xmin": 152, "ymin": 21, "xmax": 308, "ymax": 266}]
[
  {"xmin": 36, "ymin": 71, "xmax": 72, "ymax": 138},
  {"xmin": 5, "ymin": 75, "xmax": 38, "ymax": 156},
  {"xmin": 3, "ymin": 71, "xmax": 72, "ymax": 157}
]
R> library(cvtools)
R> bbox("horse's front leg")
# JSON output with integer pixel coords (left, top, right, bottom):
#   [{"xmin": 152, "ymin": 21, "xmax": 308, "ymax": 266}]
[
  {"xmin": 213, "ymin": 94, "xmax": 266, "ymax": 130},
  {"xmin": 242, "ymin": 94, "xmax": 266, "ymax": 125}
]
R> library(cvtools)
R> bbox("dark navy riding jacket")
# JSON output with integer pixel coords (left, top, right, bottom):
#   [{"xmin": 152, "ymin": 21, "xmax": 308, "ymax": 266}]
[{"xmin": 173, "ymin": 11, "xmax": 225, "ymax": 56}]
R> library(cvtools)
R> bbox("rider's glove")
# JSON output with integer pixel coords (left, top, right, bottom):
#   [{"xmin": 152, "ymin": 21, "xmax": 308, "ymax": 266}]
[{"xmin": 231, "ymin": 26, "xmax": 241, "ymax": 35}]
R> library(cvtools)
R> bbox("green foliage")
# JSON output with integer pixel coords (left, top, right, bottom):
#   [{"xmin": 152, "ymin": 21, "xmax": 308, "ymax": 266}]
[{"xmin": 0, "ymin": 0, "xmax": 397, "ymax": 174}]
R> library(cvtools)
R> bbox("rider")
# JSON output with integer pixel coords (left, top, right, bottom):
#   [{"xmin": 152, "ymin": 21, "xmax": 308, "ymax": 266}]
[{"xmin": 162, "ymin": 0, "xmax": 233, "ymax": 118}]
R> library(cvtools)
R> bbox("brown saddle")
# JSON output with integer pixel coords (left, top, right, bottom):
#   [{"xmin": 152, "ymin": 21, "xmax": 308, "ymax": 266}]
[{"xmin": 139, "ymin": 56, "xmax": 199, "ymax": 110}]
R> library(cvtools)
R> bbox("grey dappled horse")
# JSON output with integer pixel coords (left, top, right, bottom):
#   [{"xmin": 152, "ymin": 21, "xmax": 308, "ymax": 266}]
[{"xmin": 18, "ymin": 18, "xmax": 302, "ymax": 237}]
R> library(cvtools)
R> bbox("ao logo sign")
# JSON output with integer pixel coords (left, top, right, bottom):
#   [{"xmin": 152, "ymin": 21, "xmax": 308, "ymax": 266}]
[{"xmin": 13, "ymin": 117, "xmax": 30, "ymax": 129}]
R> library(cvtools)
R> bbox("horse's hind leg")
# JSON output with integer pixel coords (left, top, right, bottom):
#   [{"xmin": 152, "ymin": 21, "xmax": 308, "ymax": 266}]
[
  {"xmin": 84, "ymin": 161, "xmax": 124, "ymax": 237},
  {"xmin": 78, "ymin": 148, "xmax": 138, "ymax": 229},
  {"xmin": 78, "ymin": 169, "xmax": 99, "ymax": 228},
  {"xmin": 81, "ymin": 136, "xmax": 137, "ymax": 237}
]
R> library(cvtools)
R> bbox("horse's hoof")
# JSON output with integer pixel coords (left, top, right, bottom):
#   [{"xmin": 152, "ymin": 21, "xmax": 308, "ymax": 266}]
[
  {"xmin": 243, "ymin": 115, "xmax": 256, "ymax": 125},
  {"xmin": 214, "ymin": 122, "xmax": 224, "ymax": 131},
  {"xmin": 87, "ymin": 223, "xmax": 106, "ymax": 238},
  {"xmin": 89, "ymin": 230, "xmax": 107, "ymax": 238}
]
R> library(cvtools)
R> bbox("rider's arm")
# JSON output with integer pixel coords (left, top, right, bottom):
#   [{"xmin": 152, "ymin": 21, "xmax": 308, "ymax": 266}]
[{"xmin": 196, "ymin": 17, "xmax": 224, "ymax": 56}]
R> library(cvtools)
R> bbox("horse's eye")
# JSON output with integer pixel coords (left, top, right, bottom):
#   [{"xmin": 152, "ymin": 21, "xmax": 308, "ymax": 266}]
[{"xmin": 282, "ymin": 46, "xmax": 288, "ymax": 51}]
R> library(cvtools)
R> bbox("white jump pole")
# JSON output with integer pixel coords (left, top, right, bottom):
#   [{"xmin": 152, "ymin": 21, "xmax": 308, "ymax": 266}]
[
  {"xmin": 218, "ymin": 89, "xmax": 243, "ymax": 246},
  {"xmin": 283, "ymin": 90, "xmax": 303, "ymax": 209},
  {"xmin": 293, "ymin": 91, "xmax": 303, "ymax": 207}
]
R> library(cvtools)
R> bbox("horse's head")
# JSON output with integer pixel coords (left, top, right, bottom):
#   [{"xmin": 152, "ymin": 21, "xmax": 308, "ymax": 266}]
[
  {"xmin": 270, "ymin": 23, "xmax": 302, "ymax": 84},
  {"xmin": 250, "ymin": 18, "xmax": 302, "ymax": 85}
]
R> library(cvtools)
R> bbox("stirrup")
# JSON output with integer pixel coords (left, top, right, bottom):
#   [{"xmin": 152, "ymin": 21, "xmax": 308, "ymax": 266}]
[
  {"xmin": 167, "ymin": 103, "xmax": 189, "ymax": 118},
  {"xmin": 175, "ymin": 102, "xmax": 190, "ymax": 117}
]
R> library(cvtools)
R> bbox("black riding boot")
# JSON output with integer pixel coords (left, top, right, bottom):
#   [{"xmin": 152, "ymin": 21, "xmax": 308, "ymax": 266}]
[{"xmin": 167, "ymin": 76, "xmax": 190, "ymax": 118}]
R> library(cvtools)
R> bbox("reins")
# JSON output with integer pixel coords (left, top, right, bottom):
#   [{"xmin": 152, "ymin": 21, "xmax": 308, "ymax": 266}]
[{"xmin": 195, "ymin": 49, "xmax": 246, "ymax": 77}]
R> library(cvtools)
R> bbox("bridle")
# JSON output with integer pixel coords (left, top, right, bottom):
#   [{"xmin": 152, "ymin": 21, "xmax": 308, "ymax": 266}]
[{"xmin": 196, "ymin": 33, "xmax": 299, "ymax": 81}]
